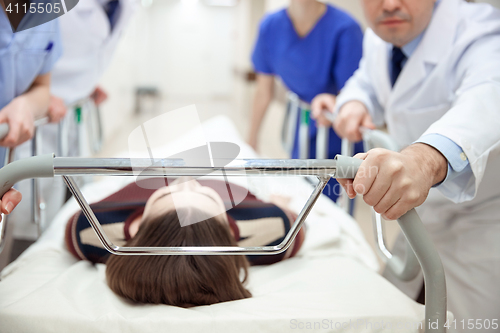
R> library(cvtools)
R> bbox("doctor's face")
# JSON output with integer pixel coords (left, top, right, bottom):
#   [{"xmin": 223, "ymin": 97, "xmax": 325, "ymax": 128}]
[{"xmin": 362, "ymin": 0, "xmax": 436, "ymax": 47}]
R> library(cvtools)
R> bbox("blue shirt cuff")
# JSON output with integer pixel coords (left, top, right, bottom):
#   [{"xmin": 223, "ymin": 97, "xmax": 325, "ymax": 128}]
[{"xmin": 415, "ymin": 134, "xmax": 472, "ymax": 188}]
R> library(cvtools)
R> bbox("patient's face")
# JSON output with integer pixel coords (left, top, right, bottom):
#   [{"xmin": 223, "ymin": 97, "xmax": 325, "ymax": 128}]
[
  {"xmin": 362, "ymin": 0, "xmax": 436, "ymax": 47},
  {"xmin": 142, "ymin": 177, "xmax": 228, "ymax": 226}
]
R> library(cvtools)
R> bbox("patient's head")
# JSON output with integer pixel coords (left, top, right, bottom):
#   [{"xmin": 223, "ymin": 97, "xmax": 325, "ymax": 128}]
[
  {"xmin": 106, "ymin": 178, "xmax": 251, "ymax": 307},
  {"xmin": 143, "ymin": 177, "xmax": 228, "ymax": 228}
]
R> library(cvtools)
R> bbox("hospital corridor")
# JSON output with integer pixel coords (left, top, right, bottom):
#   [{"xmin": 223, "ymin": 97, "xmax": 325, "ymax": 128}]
[{"xmin": 0, "ymin": 0, "xmax": 500, "ymax": 332}]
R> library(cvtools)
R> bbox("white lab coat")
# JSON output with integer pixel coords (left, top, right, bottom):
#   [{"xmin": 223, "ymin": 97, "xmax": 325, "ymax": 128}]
[
  {"xmin": 336, "ymin": 0, "xmax": 500, "ymax": 328},
  {"xmin": 12, "ymin": 0, "xmax": 138, "ymax": 240},
  {"xmin": 51, "ymin": 0, "xmax": 138, "ymax": 103}
]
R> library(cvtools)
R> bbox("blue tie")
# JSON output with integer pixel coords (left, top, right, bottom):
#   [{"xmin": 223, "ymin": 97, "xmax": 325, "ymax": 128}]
[
  {"xmin": 104, "ymin": 0, "xmax": 120, "ymax": 30},
  {"xmin": 390, "ymin": 46, "xmax": 407, "ymax": 87}
]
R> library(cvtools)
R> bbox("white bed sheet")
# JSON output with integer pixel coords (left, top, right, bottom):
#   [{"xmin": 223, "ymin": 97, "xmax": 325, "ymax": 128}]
[{"xmin": 0, "ymin": 116, "xmax": 425, "ymax": 333}]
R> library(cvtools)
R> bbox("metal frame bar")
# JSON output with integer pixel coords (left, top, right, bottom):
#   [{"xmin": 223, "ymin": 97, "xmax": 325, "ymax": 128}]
[
  {"xmin": 359, "ymin": 129, "xmax": 421, "ymax": 281},
  {"xmin": 372, "ymin": 209, "xmax": 421, "ymax": 281},
  {"xmin": 336, "ymin": 128, "xmax": 421, "ymax": 282},
  {"xmin": 82, "ymin": 98, "xmax": 104, "ymax": 155},
  {"xmin": 31, "ymin": 124, "xmax": 47, "ymax": 236},
  {"xmin": 52, "ymin": 158, "xmax": 338, "ymax": 177},
  {"xmin": 338, "ymin": 138, "xmax": 355, "ymax": 214},
  {"xmin": 0, "ymin": 117, "xmax": 50, "ymax": 254},
  {"xmin": 283, "ymin": 92, "xmax": 313, "ymax": 160},
  {"xmin": 30, "ymin": 97, "xmax": 104, "ymax": 236},
  {"xmin": 282, "ymin": 92, "xmax": 300, "ymax": 155},
  {"xmin": 55, "ymin": 158, "xmax": 335, "ymax": 255},
  {"xmin": 0, "ymin": 155, "xmax": 447, "ymax": 330},
  {"xmin": 62, "ymin": 173, "xmax": 330, "ymax": 256},
  {"xmin": 58, "ymin": 97, "xmax": 103, "ymax": 157},
  {"xmin": 283, "ymin": 93, "xmax": 354, "ymax": 217}
]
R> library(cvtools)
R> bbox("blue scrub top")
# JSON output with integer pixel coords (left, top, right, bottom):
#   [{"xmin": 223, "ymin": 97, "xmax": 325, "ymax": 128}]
[
  {"xmin": 252, "ymin": 5, "xmax": 363, "ymax": 104},
  {"xmin": 0, "ymin": 11, "xmax": 62, "ymax": 109},
  {"xmin": 252, "ymin": 5, "xmax": 364, "ymax": 202},
  {"xmin": 0, "ymin": 10, "xmax": 62, "ymax": 165}
]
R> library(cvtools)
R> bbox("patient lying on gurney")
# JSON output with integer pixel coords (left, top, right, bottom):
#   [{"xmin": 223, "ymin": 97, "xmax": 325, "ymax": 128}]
[{"xmin": 65, "ymin": 177, "xmax": 305, "ymax": 307}]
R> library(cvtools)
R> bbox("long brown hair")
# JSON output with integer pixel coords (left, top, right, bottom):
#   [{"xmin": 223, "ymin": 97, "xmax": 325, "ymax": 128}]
[{"xmin": 106, "ymin": 209, "xmax": 251, "ymax": 307}]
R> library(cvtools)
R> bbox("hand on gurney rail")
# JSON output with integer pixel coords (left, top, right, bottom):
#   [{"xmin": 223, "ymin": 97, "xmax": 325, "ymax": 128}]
[
  {"xmin": 91, "ymin": 86, "xmax": 108, "ymax": 106},
  {"xmin": 338, "ymin": 144, "xmax": 448, "ymax": 220},
  {"xmin": 311, "ymin": 93, "xmax": 337, "ymax": 127},
  {"xmin": 48, "ymin": 95, "xmax": 68, "ymax": 123},
  {"xmin": 311, "ymin": 95, "xmax": 376, "ymax": 142},
  {"xmin": 0, "ymin": 97, "xmax": 36, "ymax": 148},
  {"xmin": 333, "ymin": 101, "xmax": 376, "ymax": 142}
]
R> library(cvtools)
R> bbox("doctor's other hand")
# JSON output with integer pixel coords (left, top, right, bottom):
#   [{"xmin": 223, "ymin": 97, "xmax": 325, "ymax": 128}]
[
  {"xmin": 91, "ymin": 86, "xmax": 108, "ymax": 106},
  {"xmin": 48, "ymin": 95, "xmax": 68, "ymax": 123},
  {"xmin": 311, "ymin": 93, "xmax": 336, "ymax": 127},
  {"xmin": 0, "ymin": 188, "xmax": 22, "ymax": 216},
  {"xmin": 334, "ymin": 101, "xmax": 375, "ymax": 142},
  {"xmin": 0, "ymin": 96, "xmax": 36, "ymax": 147},
  {"xmin": 338, "ymin": 144, "xmax": 448, "ymax": 220}
]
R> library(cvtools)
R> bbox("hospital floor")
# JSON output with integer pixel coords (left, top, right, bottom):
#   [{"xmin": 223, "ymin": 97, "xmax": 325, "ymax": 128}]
[{"xmin": 96, "ymin": 98, "xmax": 400, "ymax": 272}]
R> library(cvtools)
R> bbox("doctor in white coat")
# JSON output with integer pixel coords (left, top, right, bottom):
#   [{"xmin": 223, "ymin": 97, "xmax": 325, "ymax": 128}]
[
  {"xmin": 312, "ymin": 0, "xmax": 500, "ymax": 329},
  {"xmin": 12, "ymin": 0, "xmax": 139, "ymax": 241}
]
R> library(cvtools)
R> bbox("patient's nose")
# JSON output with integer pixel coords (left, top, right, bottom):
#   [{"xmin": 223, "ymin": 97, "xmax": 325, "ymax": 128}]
[{"xmin": 174, "ymin": 177, "xmax": 201, "ymax": 191}]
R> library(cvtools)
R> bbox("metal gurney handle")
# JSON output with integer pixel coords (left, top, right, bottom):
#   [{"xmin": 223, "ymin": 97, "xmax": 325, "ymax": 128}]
[
  {"xmin": 318, "ymin": 112, "xmax": 421, "ymax": 282},
  {"xmin": 0, "ymin": 155, "xmax": 447, "ymax": 331},
  {"xmin": 361, "ymin": 128, "xmax": 421, "ymax": 281},
  {"xmin": 0, "ymin": 117, "xmax": 51, "ymax": 238}
]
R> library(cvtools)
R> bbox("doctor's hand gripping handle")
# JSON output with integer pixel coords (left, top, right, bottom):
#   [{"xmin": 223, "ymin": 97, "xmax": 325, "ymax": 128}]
[{"xmin": 335, "ymin": 154, "xmax": 447, "ymax": 332}]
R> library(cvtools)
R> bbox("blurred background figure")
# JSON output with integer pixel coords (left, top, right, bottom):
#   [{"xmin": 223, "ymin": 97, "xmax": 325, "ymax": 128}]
[
  {"xmin": 0, "ymin": 0, "xmax": 62, "ymax": 268},
  {"xmin": 50, "ymin": 0, "xmax": 138, "ymax": 126},
  {"xmin": 247, "ymin": 0, "xmax": 364, "ymax": 202},
  {"xmin": 10, "ymin": 0, "xmax": 139, "ymax": 253}
]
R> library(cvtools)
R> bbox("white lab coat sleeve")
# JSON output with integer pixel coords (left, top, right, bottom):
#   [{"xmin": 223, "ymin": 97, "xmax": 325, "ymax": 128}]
[
  {"xmin": 335, "ymin": 29, "xmax": 385, "ymax": 126},
  {"xmin": 420, "ymin": 33, "xmax": 500, "ymax": 202}
]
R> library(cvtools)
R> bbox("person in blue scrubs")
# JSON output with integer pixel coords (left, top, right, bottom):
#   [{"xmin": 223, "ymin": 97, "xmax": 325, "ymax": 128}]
[
  {"xmin": 0, "ymin": 2, "xmax": 62, "ymax": 216},
  {"xmin": 248, "ymin": 0, "xmax": 364, "ymax": 202}
]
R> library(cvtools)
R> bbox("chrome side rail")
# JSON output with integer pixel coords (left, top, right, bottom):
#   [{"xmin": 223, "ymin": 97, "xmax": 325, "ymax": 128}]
[
  {"xmin": 360, "ymin": 129, "xmax": 420, "ymax": 282},
  {"xmin": 52, "ymin": 158, "xmax": 339, "ymax": 177},
  {"xmin": 372, "ymin": 209, "xmax": 421, "ymax": 282},
  {"xmin": 0, "ymin": 118, "xmax": 51, "ymax": 239},
  {"xmin": 282, "ymin": 92, "xmax": 300, "ymax": 155},
  {"xmin": 338, "ymin": 138, "xmax": 355, "ymax": 215}
]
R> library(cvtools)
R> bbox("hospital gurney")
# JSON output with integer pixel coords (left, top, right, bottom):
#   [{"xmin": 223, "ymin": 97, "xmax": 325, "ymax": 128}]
[{"xmin": 0, "ymin": 152, "xmax": 447, "ymax": 331}]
